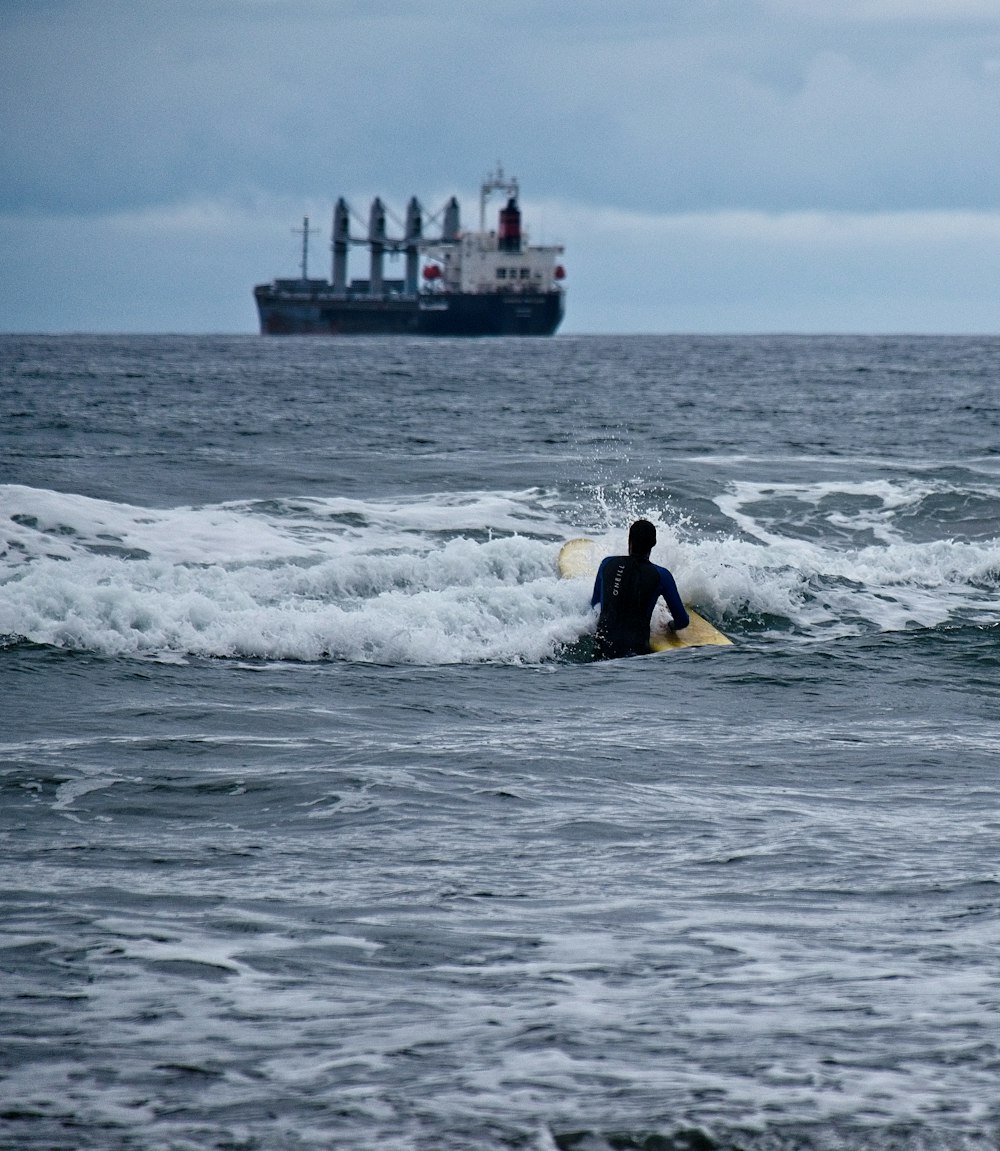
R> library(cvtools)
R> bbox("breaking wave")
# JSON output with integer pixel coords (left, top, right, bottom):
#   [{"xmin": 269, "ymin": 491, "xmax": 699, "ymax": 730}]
[{"xmin": 1, "ymin": 479, "xmax": 998, "ymax": 663}]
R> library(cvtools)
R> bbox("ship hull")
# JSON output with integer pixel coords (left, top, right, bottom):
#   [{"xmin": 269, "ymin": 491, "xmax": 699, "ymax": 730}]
[{"xmin": 254, "ymin": 287, "xmax": 564, "ymax": 337}]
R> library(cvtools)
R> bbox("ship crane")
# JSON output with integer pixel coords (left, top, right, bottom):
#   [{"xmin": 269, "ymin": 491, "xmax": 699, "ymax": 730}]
[
  {"xmin": 331, "ymin": 196, "xmax": 462, "ymax": 295},
  {"xmin": 333, "ymin": 199, "xmax": 461, "ymax": 254}
]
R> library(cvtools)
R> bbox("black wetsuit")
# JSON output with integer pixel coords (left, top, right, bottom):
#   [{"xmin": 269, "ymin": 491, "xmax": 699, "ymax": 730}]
[{"xmin": 591, "ymin": 555, "xmax": 689, "ymax": 660}]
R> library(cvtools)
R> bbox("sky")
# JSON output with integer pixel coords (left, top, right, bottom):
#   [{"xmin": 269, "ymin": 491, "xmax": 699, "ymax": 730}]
[{"xmin": 4, "ymin": 0, "xmax": 1000, "ymax": 334}]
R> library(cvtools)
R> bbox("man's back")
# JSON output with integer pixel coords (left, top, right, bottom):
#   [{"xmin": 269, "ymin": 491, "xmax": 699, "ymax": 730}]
[{"xmin": 592, "ymin": 554, "xmax": 664, "ymax": 659}]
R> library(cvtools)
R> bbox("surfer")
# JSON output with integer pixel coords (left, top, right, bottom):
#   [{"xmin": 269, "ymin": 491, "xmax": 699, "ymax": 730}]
[{"xmin": 591, "ymin": 520, "xmax": 689, "ymax": 659}]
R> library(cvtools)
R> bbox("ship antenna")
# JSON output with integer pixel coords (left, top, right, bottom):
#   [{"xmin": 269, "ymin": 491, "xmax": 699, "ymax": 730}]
[{"xmin": 293, "ymin": 216, "xmax": 321, "ymax": 281}]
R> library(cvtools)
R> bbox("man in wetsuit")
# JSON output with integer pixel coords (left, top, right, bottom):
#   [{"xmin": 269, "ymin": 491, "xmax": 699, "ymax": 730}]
[{"xmin": 591, "ymin": 519, "xmax": 689, "ymax": 659}]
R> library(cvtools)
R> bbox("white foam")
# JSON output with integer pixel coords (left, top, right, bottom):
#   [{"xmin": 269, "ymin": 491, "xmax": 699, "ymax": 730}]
[
  {"xmin": 0, "ymin": 485, "xmax": 595, "ymax": 662},
  {"xmin": 708, "ymin": 476, "xmax": 1000, "ymax": 634},
  {"xmin": 52, "ymin": 775, "xmax": 123, "ymax": 810},
  {"xmin": 2, "ymin": 481, "xmax": 998, "ymax": 661}
]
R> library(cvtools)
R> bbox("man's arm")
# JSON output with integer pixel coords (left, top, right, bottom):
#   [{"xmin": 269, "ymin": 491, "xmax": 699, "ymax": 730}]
[
  {"xmin": 591, "ymin": 559, "xmax": 606, "ymax": 608},
  {"xmin": 658, "ymin": 567, "xmax": 690, "ymax": 631}
]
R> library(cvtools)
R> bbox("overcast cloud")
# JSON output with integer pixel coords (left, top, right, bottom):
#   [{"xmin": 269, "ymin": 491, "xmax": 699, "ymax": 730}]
[{"xmin": 4, "ymin": 0, "xmax": 1000, "ymax": 332}]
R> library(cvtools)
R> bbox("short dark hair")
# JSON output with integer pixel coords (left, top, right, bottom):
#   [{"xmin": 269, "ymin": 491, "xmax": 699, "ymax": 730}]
[{"xmin": 629, "ymin": 519, "xmax": 656, "ymax": 554}]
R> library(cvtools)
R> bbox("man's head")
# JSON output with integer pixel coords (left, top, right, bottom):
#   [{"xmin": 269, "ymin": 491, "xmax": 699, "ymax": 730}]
[{"xmin": 628, "ymin": 519, "xmax": 656, "ymax": 557}]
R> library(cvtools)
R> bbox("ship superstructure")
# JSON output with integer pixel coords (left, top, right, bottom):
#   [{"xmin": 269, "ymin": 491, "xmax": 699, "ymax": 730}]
[{"xmin": 253, "ymin": 169, "xmax": 566, "ymax": 336}]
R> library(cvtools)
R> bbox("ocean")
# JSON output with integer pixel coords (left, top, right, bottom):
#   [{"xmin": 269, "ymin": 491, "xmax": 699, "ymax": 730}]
[{"xmin": 1, "ymin": 332, "xmax": 999, "ymax": 1151}]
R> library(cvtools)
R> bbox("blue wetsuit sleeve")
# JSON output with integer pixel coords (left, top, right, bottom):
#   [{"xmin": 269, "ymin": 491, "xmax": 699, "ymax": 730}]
[
  {"xmin": 657, "ymin": 565, "xmax": 689, "ymax": 631},
  {"xmin": 591, "ymin": 559, "xmax": 607, "ymax": 608}
]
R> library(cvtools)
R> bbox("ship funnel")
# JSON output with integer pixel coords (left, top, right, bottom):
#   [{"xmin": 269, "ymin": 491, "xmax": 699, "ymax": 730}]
[{"xmin": 498, "ymin": 196, "xmax": 521, "ymax": 253}]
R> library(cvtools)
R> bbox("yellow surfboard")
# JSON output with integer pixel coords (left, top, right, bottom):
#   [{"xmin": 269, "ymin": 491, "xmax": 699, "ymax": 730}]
[{"xmin": 558, "ymin": 537, "xmax": 733, "ymax": 652}]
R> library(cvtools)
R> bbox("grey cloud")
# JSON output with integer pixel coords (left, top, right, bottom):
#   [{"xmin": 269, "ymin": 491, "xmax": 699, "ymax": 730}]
[
  {"xmin": 5, "ymin": 0, "xmax": 1000, "ymax": 332},
  {"xmin": 4, "ymin": 0, "xmax": 1000, "ymax": 218}
]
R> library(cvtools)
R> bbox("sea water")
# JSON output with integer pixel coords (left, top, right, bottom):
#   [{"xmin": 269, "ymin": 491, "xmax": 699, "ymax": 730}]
[{"xmin": 1, "ymin": 333, "xmax": 999, "ymax": 1150}]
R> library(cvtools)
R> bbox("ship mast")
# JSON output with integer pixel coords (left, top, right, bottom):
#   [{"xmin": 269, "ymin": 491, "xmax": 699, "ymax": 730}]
[
  {"xmin": 479, "ymin": 165, "xmax": 519, "ymax": 235},
  {"xmin": 293, "ymin": 216, "xmax": 320, "ymax": 281}
]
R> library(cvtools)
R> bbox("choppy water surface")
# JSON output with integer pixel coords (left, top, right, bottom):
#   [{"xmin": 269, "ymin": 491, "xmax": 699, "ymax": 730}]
[{"xmin": 2, "ymin": 335, "xmax": 999, "ymax": 1150}]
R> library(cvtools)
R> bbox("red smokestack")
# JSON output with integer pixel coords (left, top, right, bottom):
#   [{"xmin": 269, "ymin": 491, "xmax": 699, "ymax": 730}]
[{"xmin": 498, "ymin": 197, "xmax": 522, "ymax": 253}]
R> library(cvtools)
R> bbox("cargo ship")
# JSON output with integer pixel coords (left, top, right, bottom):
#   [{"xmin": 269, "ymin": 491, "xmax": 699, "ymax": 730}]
[{"xmin": 253, "ymin": 169, "xmax": 565, "ymax": 337}]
